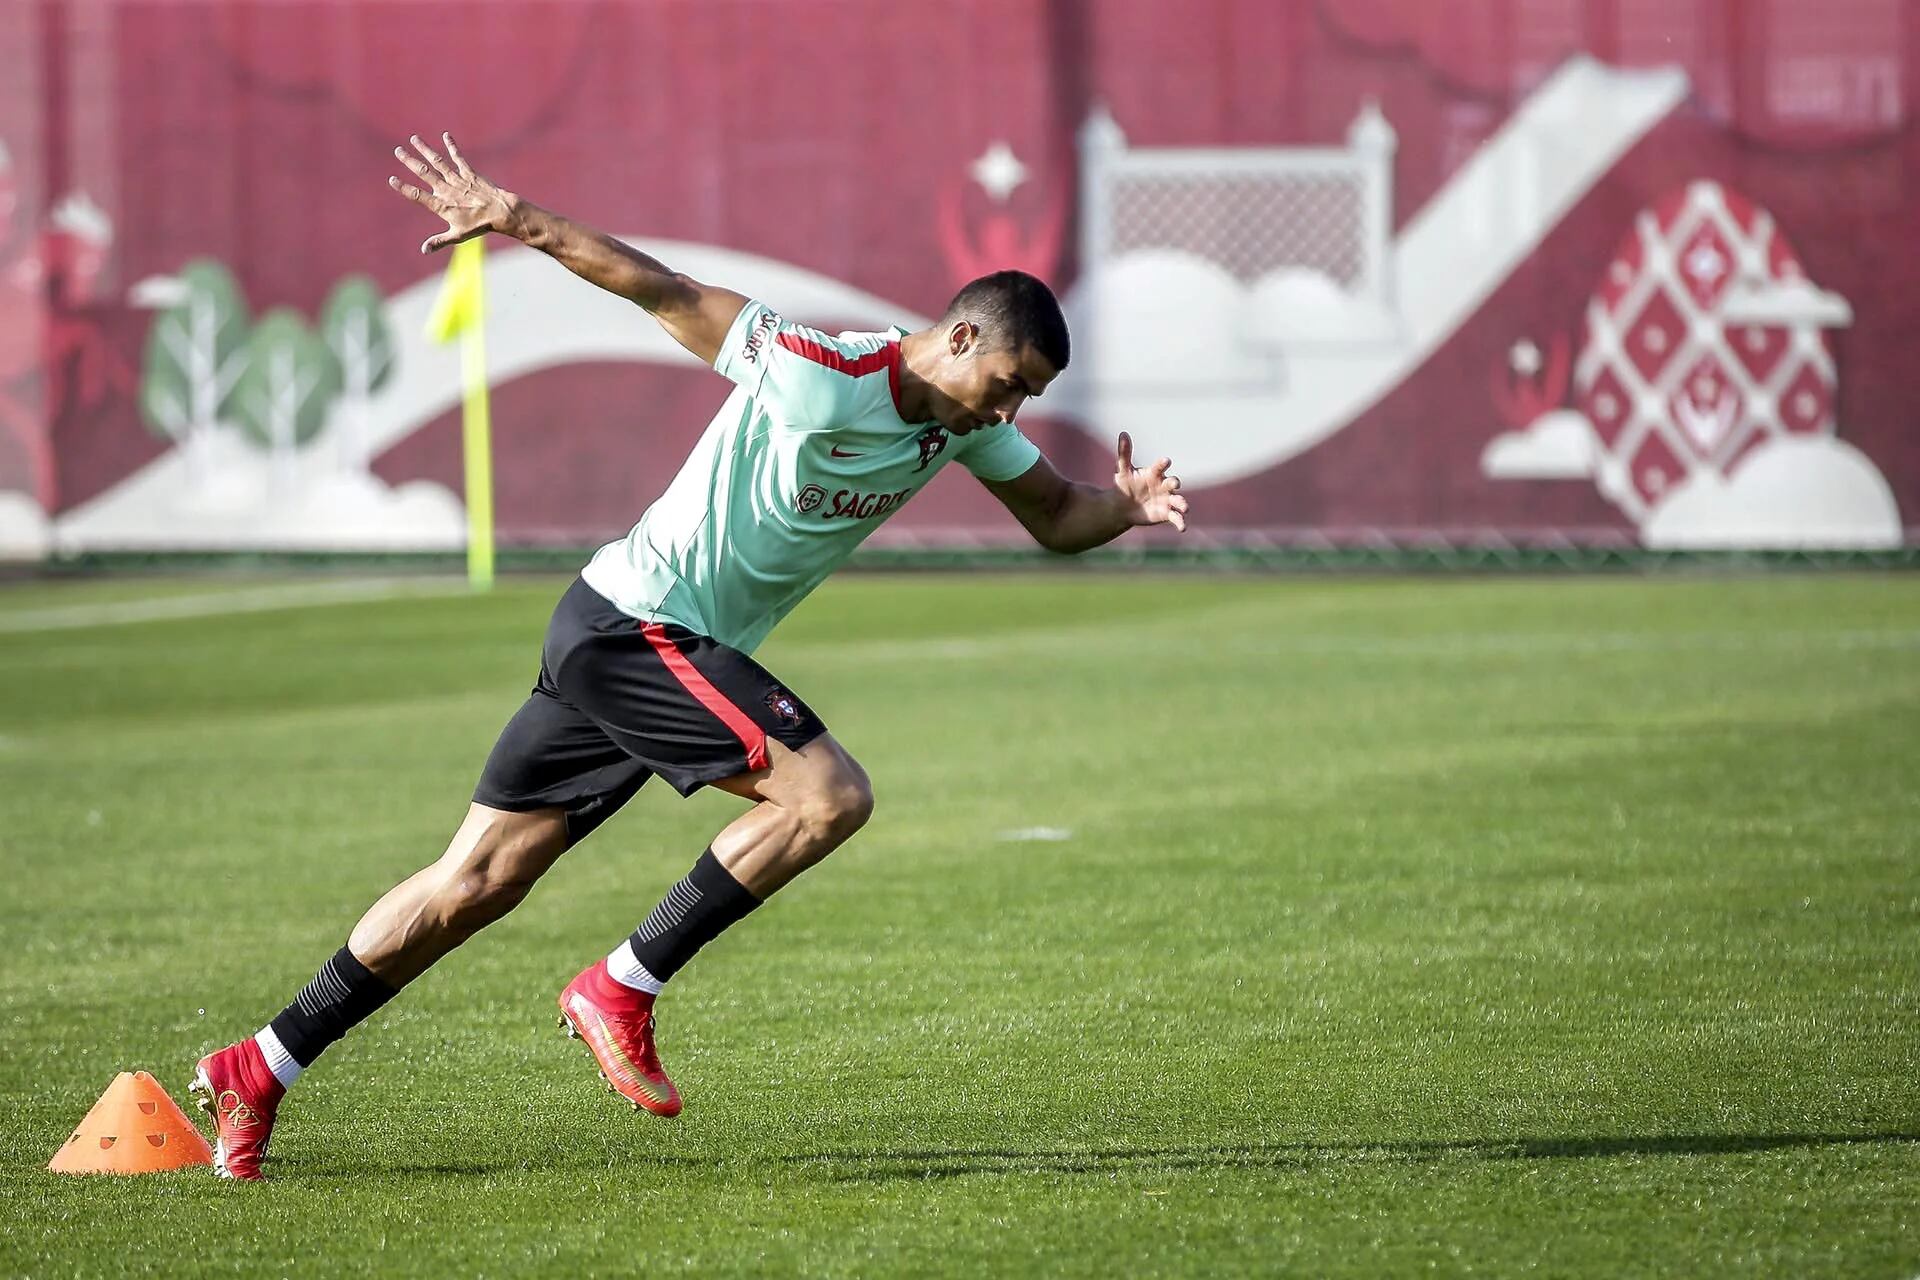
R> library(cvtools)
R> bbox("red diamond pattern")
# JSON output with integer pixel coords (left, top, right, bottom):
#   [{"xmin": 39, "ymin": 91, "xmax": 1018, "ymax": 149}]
[
  {"xmin": 1777, "ymin": 361, "xmax": 1833, "ymax": 435},
  {"xmin": 1769, "ymin": 233, "xmax": 1803, "ymax": 280},
  {"xmin": 1728, "ymin": 324, "xmax": 1791, "ymax": 385},
  {"xmin": 1565, "ymin": 181, "xmax": 1847, "ymax": 531},
  {"xmin": 1667, "ymin": 355, "xmax": 1744, "ymax": 459},
  {"xmin": 1580, "ymin": 363, "xmax": 1633, "ymax": 448},
  {"xmin": 1599, "ymin": 233, "xmax": 1644, "ymax": 315},
  {"xmin": 1723, "ymin": 187, "xmax": 1761, "ymax": 241},
  {"xmin": 1623, "ymin": 286, "xmax": 1687, "ymax": 386},
  {"xmin": 1627, "ymin": 431, "xmax": 1687, "ymax": 505},
  {"xmin": 1676, "ymin": 219, "xmax": 1736, "ymax": 311}
]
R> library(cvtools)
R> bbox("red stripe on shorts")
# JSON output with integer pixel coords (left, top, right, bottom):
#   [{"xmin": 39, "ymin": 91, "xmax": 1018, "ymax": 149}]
[{"xmin": 639, "ymin": 622, "xmax": 770, "ymax": 772}]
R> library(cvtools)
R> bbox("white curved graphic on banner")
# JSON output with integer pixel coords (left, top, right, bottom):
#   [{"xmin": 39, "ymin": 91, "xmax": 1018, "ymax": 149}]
[
  {"xmin": 59, "ymin": 58, "xmax": 1688, "ymax": 548},
  {"xmin": 57, "ymin": 242, "xmax": 927, "ymax": 550},
  {"xmin": 357, "ymin": 239, "xmax": 930, "ymax": 461},
  {"xmin": 1045, "ymin": 56, "xmax": 1690, "ymax": 487}
]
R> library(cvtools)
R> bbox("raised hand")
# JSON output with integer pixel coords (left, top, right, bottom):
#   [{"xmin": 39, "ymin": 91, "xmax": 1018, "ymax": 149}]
[
  {"xmin": 387, "ymin": 133, "xmax": 518, "ymax": 254},
  {"xmin": 1113, "ymin": 432, "xmax": 1190, "ymax": 532}
]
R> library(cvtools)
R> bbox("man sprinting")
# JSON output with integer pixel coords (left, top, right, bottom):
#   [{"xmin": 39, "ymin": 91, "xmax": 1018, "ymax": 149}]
[{"xmin": 190, "ymin": 133, "xmax": 1189, "ymax": 1179}]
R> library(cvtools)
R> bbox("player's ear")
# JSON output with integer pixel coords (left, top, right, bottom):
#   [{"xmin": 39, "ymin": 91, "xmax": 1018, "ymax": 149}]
[{"xmin": 947, "ymin": 320, "xmax": 976, "ymax": 358}]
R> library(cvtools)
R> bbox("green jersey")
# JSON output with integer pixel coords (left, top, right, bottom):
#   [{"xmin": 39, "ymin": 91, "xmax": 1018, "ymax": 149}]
[{"xmin": 581, "ymin": 299, "xmax": 1040, "ymax": 653}]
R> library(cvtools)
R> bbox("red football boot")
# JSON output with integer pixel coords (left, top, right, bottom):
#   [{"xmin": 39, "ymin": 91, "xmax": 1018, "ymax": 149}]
[
  {"xmin": 557, "ymin": 961, "xmax": 682, "ymax": 1117},
  {"xmin": 189, "ymin": 1039, "xmax": 285, "ymax": 1181}
]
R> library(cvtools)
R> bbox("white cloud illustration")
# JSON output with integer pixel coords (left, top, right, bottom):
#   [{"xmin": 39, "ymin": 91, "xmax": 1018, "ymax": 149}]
[
  {"xmin": 1246, "ymin": 268, "xmax": 1399, "ymax": 347},
  {"xmin": 260, "ymin": 473, "xmax": 466, "ymax": 551},
  {"xmin": 1481, "ymin": 408, "xmax": 1599, "ymax": 479},
  {"xmin": 0, "ymin": 491, "xmax": 51, "ymax": 560},
  {"xmin": 1720, "ymin": 277, "xmax": 1853, "ymax": 328},
  {"xmin": 1642, "ymin": 435, "xmax": 1901, "ymax": 549},
  {"xmin": 1061, "ymin": 250, "xmax": 1272, "ymax": 388},
  {"xmin": 55, "ymin": 430, "xmax": 466, "ymax": 551},
  {"xmin": 1046, "ymin": 251, "xmax": 1286, "ymax": 485}
]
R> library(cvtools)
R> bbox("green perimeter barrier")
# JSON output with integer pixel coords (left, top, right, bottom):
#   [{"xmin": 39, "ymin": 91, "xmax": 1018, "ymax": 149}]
[{"xmin": 14, "ymin": 542, "xmax": 1920, "ymax": 579}]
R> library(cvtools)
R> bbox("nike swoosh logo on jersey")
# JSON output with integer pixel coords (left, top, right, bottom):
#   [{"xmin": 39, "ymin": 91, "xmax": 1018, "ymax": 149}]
[{"xmin": 830, "ymin": 446, "xmax": 863, "ymax": 458}]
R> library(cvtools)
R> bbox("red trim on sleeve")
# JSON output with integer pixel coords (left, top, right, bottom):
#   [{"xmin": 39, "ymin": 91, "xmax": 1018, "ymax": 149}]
[
  {"xmin": 885, "ymin": 343, "xmax": 908, "ymax": 420},
  {"xmin": 773, "ymin": 329, "xmax": 915, "ymax": 421},
  {"xmin": 775, "ymin": 331, "xmax": 895, "ymax": 379},
  {"xmin": 639, "ymin": 623, "xmax": 770, "ymax": 772}
]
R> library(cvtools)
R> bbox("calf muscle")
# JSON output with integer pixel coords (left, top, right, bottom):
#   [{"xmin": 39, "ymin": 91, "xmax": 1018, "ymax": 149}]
[{"xmin": 348, "ymin": 803, "xmax": 570, "ymax": 987}]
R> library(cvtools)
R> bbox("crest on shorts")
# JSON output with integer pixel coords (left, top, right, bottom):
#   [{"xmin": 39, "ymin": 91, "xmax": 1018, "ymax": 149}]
[
  {"xmin": 795, "ymin": 483, "xmax": 827, "ymax": 514},
  {"xmin": 765, "ymin": 690, "xmax": 803, "ymax": 724},
  {"xmin": 913, "ymin": 426, "xmax": 948, "ymax": 472}
]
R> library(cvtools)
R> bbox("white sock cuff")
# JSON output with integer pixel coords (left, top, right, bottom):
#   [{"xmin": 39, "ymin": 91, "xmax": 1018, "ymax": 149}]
[
  {"xmin": 604, "ymin": 939, "xmax": 665, "ymax": 995},
  {"xmin": 254, "ymin": 1025, "xmax": 304, "ymax": 1088}
]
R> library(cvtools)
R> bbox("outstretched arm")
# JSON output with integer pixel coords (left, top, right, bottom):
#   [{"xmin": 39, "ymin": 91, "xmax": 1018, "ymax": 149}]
[
  {"xmin": 388, "ymin": 132, "xmax": 747, "ymax": 365},
  {"xmin": 981, "ymin": 432, "xmax": 1189, "ymax": 554}
]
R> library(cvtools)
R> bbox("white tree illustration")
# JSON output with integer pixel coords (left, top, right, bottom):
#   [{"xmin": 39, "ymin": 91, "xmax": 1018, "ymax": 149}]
[
  {"xmin": 138, "ymin": 259, "xmax": 250, "ymax": 484},
  {"xmin": 319, "ymin": 275, "xmax": 396, "ymax": 474},
  {"xmin": 231, "ymin": 308, "xmax": 341, "ymax": 495}
]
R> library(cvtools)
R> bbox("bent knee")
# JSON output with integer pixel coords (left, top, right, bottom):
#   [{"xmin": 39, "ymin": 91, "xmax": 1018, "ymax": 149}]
[{"xmin": 801, "ymin": 762, "xmax": 875, "ymax": 847}]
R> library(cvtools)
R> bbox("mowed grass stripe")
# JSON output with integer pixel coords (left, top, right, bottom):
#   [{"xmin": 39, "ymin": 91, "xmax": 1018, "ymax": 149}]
[{"xmin": 0, "ymin": 575, "xmax": 471, "ymax": 631}]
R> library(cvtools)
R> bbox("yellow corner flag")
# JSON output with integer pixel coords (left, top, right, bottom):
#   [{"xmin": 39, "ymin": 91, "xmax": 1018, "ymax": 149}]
[{"xmin": 426, "ymin": 239, "xmax": 494, "ymax": 591}]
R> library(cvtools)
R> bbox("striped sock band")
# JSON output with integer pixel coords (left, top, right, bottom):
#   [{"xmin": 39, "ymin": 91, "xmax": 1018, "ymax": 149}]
[
  {"xmin": 636, "ymin": 875, "xmax": 706, "ymax": 947},
  {"xmin": 624, "ymin": 850, "xmax": 761, "ymax": 985},
  {"xmin": 266, "ymin": 946, "xmax": 398, "ymax": 1069}
]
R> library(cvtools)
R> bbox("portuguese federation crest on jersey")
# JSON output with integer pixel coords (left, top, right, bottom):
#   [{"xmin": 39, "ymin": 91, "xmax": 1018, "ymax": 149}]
[{"xmin": 914, "ymin": 426, "xmax": 949, "ymax": 472}]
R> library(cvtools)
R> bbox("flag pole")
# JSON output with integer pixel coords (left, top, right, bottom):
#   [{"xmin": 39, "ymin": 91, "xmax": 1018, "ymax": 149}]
[
  {"xmin": 459, "ymin": 281, "xmax": 494, "ymax": 592},
  {"xmin": 426, "ymin": 239, "xmax": 495, "ymax": 591}
]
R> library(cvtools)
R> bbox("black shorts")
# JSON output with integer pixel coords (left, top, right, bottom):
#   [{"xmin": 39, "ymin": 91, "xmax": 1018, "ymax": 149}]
[{"xmin": 473, "ymin": 577, "xmax": 827, "ymax": 841}]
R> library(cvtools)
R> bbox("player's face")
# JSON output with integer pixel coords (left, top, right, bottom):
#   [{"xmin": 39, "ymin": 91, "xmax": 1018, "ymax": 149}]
[{"xmin": 932, "ymin": 323, "xmax": 1059, "ymax": 435}]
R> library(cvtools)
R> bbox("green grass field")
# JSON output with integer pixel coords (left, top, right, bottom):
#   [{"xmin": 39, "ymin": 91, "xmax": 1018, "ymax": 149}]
[{"xmin": 1, "ymin": 571, "xmax": 1916, "ymax": 1277}]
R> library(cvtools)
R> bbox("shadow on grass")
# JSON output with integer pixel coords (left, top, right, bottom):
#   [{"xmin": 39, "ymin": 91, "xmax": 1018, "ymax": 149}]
[
  {"xmin": 286, "ymin": 1131, "xmax": 1917, "ymax": 1182},
  {"xmin": 292, "ymin": 1152, "xmax": 712, "ymax": 1180},
  {"xmin": 777, "ymin": 1131, "xmax": 1920, "ymax": 1184}
]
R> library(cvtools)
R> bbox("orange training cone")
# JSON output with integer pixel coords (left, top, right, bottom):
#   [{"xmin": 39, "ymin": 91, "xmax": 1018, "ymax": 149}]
[{"xmin": 48, "ymin": 1070, "xmax": 214, "ymax": 1174}]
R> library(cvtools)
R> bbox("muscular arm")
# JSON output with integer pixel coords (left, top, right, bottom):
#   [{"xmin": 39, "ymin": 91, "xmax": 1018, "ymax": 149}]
[
  {"xmin": 982, "ymin": 433, "xmax": 1189, "ymax": 554},
  {"xmin": 389, "ymin": 132, "xmax": 746, "ymax": 365},
  {"xmin": 504, "ymin": 202, "xmax": 746, "ymax": 365}
]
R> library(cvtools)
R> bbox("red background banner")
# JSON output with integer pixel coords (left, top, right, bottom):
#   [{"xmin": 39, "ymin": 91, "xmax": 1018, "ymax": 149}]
[{"xmin": 1, "ymin": 0, "xmax": 1915, "ymax": 552}]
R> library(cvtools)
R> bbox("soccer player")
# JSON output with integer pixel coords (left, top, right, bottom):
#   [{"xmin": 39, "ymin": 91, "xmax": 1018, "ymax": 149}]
[{"xmin": 190, "ymin": 133, "xmax": 1189, "ymax": 1179}]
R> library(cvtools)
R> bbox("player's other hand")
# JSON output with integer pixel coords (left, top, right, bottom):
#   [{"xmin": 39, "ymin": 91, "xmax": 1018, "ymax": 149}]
[
  {"xmin": 1113, "ymin": 432, "xmax": 1190, "ymax": 533},
  {"xmin": 388, "ymin": 133, "xmax": 519, "ymax": 254}
]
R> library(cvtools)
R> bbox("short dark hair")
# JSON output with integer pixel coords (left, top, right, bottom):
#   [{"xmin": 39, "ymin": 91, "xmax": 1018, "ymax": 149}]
[{"xmin": 941, "ymin": 270, "xmax": 1070, "ymax": 372}]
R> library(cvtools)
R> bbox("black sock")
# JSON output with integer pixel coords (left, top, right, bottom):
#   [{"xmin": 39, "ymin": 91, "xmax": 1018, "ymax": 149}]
[
  {"xmin": 628, "ymin": 850, "xmax": 762, "ymax": 983},
  {"xmin": 267, "ymin": 946, "xmax": 399, "ymax": 1068}
]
